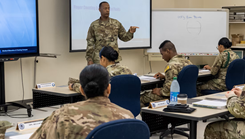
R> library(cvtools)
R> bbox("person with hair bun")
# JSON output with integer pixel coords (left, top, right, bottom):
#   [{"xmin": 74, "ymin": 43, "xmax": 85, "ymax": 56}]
[
  {"xmin": 69, "ymin": 46, "xmax": 132, "ymax": 93},
  {"xmin": 197, "ymin": 37, "xmax": 240, "ymax": 94},
  {"xmin": 99, "ymin": 46, "xmax": 132, "ymax": 77},
  {"xmin": 30, "ymin": 64, "xmax": 134, "ymax": 139}
]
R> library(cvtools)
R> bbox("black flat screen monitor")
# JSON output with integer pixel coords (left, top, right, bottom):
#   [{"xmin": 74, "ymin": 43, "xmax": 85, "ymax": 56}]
[{"xmin": 0, "ymin": 0, "xmax": 39, "ymax": 58}]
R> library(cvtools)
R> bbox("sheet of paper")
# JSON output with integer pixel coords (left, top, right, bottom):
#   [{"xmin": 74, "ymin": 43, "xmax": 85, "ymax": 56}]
[
  {"xmin": 139, "ymin": 76, "xmax": 160, "ymax": 82},
  {"xmin": 9, "ymin": 133, "xmax": 33, "ymax": 139},
  {"xmin": 235, "ymin": 85, "xmax": 244, "ymax": 90},
  {"xmin": 199, "ymin": 69, "xmax": 211, "ymax": 73},
  {"xmin": 144, "ymin": 72, "xmax": 165, "ymax": 77}
]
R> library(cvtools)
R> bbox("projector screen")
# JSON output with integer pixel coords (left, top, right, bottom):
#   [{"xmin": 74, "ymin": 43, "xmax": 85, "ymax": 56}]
[
  {"xmin": 148, "ymin": 9, "xmax": 229, "ymax": 56},
  {"xmin": 70, "ymin": 0, "xmax": 151, "ymax": 51},
  {"xmin": 0, "ymin": 0, "xmax": 39, "ymax": 58}
]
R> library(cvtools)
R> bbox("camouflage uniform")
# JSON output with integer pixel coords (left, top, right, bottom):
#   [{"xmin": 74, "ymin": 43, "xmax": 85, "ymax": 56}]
[
  {"xmin": 204, "ymin": 86, "xmax": 245, "ymax": 139},
  {"xmin": 0, "ymin": 121, "xmax": 12, "ymax": 139},
  {"xmin": 140, "ymin": 55, "xmax": 193, "ymax": 105},
  {"xmin": 106, "ymin": 64, "xmax": 132, "ymax": 77},
  {"xmin": 69, "ymin": 64, "xmax": 132, "ymax": 93},
  {"xmin": 197, "ymin": 49, "xmax": 239, "ymax": 93},
  {"xmin": 30, "ymin": 96, "xmax": 134, "ymax": 139},
  {"xmin": 86, "ymin": 18, "xmax": 134, "ymax": 64}
]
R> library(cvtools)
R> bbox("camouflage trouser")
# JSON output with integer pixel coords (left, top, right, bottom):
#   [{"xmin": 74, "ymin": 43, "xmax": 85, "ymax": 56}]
[
  {"xmin": 140, "ymin": 91, "xmax": 166, "ymax": 107},
  {"xmin": 204, "ymin": 119, "xmax": 245, "ymax": 139},
  {"xmin": 197, "ymin": 80, "xmax": 227, "ymax": 95}
]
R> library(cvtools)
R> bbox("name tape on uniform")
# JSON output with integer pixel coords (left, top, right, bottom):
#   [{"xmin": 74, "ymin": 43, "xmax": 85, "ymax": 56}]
[
  {"xmin": 149, "ymin": 99, "xmax": 169, "ymax": 109},
  {"xmin": 36, "ymin": 82, "xmax": 55, "ymax": 89}
]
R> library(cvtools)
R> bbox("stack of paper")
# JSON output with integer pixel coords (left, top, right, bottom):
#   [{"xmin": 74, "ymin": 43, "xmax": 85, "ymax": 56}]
[
  {"xmin": 199, "ymin": 69, "xmax": 211, "ymax": 73},
  {"xmin": 139, "ymin": 76, "xmax": 160, "ymax": 82},
  {"xmin": 192, "ymin": 100, "xmax": 226, "ymax": 109},
  {"xmin": 144, "ymin": 72, "xmax": 165, "ymax": 77}
]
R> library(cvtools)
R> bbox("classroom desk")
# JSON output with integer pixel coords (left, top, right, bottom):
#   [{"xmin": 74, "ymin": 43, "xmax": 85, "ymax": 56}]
[
  {"xmin": 141, "ymin": 92, "xmax": 229, "ymax": 139},
  {"xmin": 32, "ymin": 71, "xmax": 212, "ymax": 109}
]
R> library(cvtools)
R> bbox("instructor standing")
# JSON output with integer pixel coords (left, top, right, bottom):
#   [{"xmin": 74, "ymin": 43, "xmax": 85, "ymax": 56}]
[{"xmin": 86, "ymin": 1, "xmax": 139, "ymax": 65}]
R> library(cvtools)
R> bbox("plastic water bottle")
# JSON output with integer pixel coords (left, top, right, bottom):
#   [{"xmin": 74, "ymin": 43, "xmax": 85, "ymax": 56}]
[{"xmin": 170, "ymin": 77, "xmax": 180, "ymax": 104}]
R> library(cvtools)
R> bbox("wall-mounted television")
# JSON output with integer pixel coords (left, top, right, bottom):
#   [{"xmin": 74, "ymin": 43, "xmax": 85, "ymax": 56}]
[{"xmin": 0, "ymin": 0, "xmax": 39, "ymax": 58}]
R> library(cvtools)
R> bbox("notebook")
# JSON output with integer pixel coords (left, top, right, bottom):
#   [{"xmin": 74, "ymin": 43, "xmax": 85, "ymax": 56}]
[{"xmin": 192, "ymin": 100, "xmax": 226, "ymax": 109}]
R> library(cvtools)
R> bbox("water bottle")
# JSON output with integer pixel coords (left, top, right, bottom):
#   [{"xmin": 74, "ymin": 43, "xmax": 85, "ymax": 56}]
[{"xmin": 170, "ymin": 77, "xmax": 180, "ymax": 104}]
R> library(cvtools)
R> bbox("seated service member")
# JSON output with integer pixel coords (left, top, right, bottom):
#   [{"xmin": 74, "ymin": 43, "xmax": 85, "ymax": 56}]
[
  {"xmin": 30, "ymin": 64, "xmax": 134, "ymax": 139},
  {"xmin": 140, "ymin": 40, "xmax": 192, "ymax": 106},
  {"xmin": 197, "ymin": 37, "xmax": 239, "ymax": 94},
  {"xmin": 204, "ymin": 85, "xmax": 245, "ymax": 139},
  {"xmin": 69, "ymin": 46, "xmax": 132, "ymax": 93}
]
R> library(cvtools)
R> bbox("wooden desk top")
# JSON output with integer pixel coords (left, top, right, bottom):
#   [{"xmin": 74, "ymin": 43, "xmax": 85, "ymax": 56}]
[
  {"xmin": 142, "ymin": 92, "xmax": 229, "ymax": 121},
  {"xmin": 33, "ymin": 71, "xmax": 212, "ymax": 96},
  {"xmin": 32, "ymin": 86, "xmax": 80, "ymax": 96}
]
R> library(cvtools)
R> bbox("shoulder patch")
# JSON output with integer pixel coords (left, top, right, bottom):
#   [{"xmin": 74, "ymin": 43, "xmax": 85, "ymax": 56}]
[{"xmin": 164, "ymin": 65, "xmax": 170, "ymax": 73}]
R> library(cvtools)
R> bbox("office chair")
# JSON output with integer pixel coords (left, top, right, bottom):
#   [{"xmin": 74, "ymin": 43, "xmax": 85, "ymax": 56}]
[
  {"xmin": 225, "ymin": 59, "xmax": 245, "ymax": 89},
  {"xmin": 201, "ymin": 59, "xmax": 245, "ymax": 95},
  {"xmin": 86, "ymin": 119, "xmax": 150, "ymax": 139},
  {"xmin": 160, "ymin": 65, "xmax": 199, "ymax": 139},
  {"xmin": 109, "ymin": 75, "xmax": 141, "ymax": 117}
]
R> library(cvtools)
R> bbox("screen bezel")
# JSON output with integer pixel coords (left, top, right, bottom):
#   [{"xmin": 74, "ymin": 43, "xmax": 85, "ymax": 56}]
[
  {"xmin": 69, "ymin": 0, "xmax": 152, "ymax": 52},
  {"xmin": 0, "ymin": 0, "xmax": 39, "ymax": 58}
]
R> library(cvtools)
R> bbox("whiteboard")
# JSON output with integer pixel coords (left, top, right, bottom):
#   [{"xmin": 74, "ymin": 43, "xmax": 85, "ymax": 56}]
[{"xmin": 148, "ymin": 9, "xmax": 229, "ymax": 55}]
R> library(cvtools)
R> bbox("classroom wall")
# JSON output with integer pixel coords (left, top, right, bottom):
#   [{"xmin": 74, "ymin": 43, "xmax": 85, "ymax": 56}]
[{"xmin": 5, "ymin": 0, "xmax": 243, "ymax": 102}]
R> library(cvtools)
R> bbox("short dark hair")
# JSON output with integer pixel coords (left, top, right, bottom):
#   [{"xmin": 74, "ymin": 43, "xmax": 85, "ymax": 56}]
[
  {"xmin": 218, "ymin": 37, "xmax": 232, "ymax": 48},
  {"xmin": 99, "ymin": 1, "xmax": 109, "ymax": 8},
  {"xmin": 79, "ymin": 64, "xmax": 109, "ymax": 99},
  {"xmin": 159, "ymin": 40, "xmax": 176, "ymax": 52},
  {"xmin": 99, "ymin": 46, "xmax": 118, "ymax": 62}
]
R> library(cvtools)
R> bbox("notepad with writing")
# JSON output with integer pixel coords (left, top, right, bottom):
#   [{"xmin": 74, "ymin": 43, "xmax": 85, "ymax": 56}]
[{"xmin": 192, "ymin": 100, "xmax": 226, "ymax": 109}]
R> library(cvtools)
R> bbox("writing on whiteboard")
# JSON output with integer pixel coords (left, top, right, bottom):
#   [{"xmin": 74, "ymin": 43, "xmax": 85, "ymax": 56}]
[{"xmin": 178, "ymin": 15, "xmax": 202, "ymax": 20}]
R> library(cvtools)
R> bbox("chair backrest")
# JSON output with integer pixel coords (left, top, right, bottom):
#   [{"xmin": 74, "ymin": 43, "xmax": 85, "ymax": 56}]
[
  {"xmin": 226, "ymin": 59, "xmax": 245, "ymax": 90},
  {"xmin": 177, "ymin": 65, "xmax": 199, "ymax": 98},
  {"xmin": 86, "ymin": 119, "xmax": 150, "ymax": 139},
  {"xmin": 109, "ymin": 75, "xmax": 141, "ymax": 117}
]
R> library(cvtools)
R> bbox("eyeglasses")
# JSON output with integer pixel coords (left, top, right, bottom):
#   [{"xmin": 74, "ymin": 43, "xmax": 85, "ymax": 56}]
[{"xmin": 216, "ymin": 46, "xmax": 219, "ymax": 50}]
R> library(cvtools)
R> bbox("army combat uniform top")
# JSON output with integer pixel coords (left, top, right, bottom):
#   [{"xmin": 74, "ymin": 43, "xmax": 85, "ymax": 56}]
[
  {"xmin": 140, "ymin": 55, "xmax": 193, "ymax": 105},
  {"xmin": 86, "ymin": 18, "xmax": 134, "ymax": 64},
  {"xmin": 69, "ymin": 64, "xmax": 132, "ymax": 93},
  {"xmin": 106, "ymin": 64, "xmax": 132, "ymax": 77},
  {"xmin": 204, "ymin": 86, "xmax": 245, "ymax": 139},
  {"xmin": 30, "ymin": 96, "xmax": 134, "ymax": 139},
  {"xmin": 197, "ymin": 49, "xmax": 239, "ymax": 93}
]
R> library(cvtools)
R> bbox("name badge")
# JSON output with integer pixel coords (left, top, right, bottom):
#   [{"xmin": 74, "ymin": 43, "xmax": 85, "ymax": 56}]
[
  {"xmin": 16, "ymin": 119, "xmax": 43, "ymax": 131},
  {"xmin": 149, "ymin": 99, "xmax": 170, "ymax": 109},
  {"xmin": 36, "ymin": 82, "xmax": 55, "ymax": 89}
]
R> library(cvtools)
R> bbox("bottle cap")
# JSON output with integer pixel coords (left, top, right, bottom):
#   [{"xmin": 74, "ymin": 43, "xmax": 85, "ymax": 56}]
[{"xmin": 173, "ymin": 77, "xmax": 177, "ymax": 80}]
